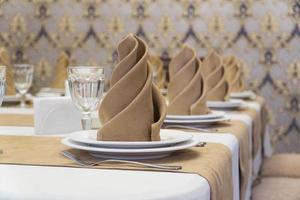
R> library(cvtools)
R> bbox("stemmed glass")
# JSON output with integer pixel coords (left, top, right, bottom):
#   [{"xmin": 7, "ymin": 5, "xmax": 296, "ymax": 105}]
[
  {"xmin": 68, "ymin": 66, "xmax": 105, "ymax": 130},
  {"xmin": 0, "ymin": 66, "xmax": 5, "ymax": 106},
  {"xmin": 13, "ymin": 64, "xmax": 34, "ymax": 107}
]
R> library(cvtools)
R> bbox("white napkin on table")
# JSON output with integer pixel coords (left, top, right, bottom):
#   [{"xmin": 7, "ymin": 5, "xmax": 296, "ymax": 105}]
[{"xmin": 34, "ymin": 97, "xmax": 82, "ymax": 135}]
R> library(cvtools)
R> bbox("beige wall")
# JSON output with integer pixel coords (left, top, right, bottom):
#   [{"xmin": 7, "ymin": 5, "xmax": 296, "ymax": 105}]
[{"xmin": 0, "ymin": 0, "xmax": 300, "ymax": 152}]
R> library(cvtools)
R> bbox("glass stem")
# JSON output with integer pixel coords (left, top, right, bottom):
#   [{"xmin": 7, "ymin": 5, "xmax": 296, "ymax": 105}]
[
  {"xmin": 81, "ymin": 113, "xmax": 92, "ymax": 130},
  {"xmin": 20, "ymin": 93, "xmax": 26, "ymax": 108}
]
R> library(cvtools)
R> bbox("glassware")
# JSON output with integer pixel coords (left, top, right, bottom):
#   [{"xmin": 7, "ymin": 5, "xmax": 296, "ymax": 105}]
[
  {"xmin": 13, "ymin": 64, "xmax": 34, "ymax": 107},
  {"xmin": 0, "ymin": 66, "xmax": 5, "ymax": 106},
  {"xmin": 68, "ymin": 66, "xmax": 105, "ymax": 130}
]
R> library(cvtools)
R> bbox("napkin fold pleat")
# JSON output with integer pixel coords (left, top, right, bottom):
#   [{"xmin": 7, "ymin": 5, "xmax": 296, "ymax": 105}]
[
  {"xmin": 50, "ymin": 52, "xmax": 69, "ymax": 89},
  {"xmin": 167, "ymin": 46, "xmax": 209, "ymax": 115},
  {"xmin": 98, "ymin": 34, "xmax": 166, "ymax": 141},
  {"xmin": 202, "ymin": 51, "xmax": 229, "ymax": 101},
  {"xmin": 0, "ymin": 48, "xmax": 15, "ymax": 95},
  {"xmin": 224, "ymin": 55, "xmax": 244, "ymax": 93}
]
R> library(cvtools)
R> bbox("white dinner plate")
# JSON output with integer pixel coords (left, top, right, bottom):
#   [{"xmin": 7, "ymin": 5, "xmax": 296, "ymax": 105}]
[
  {"xmin": 36, "ymin": 87, "xmax": 64, "ymax": 97},
  {"xmin": 3, "ymin": 94, "xmax": 33, "ymax": 102},
  {"xmin": 166, "ymin": 110, "xmax": 225, "ymax": 120},
  {"xmin": 61, "ymin": 133, "xmax": 200, "ymax": 160},
  {"xmin": 207, "ymin": 99, "xmax": 244, "ymax": 109},
  {"xmin": 230, "ymin": 90, "xmax": 256, "ymax": 100},
  {"xmin": 3, "ymin": 95, "xmax": 21, "ymax": 102},
  {"xmin": 164, "ymin": 115, "xmax": 230, "ymax": 124},
  {"xmin": 67, "ymin": 129, "xmax": 193, "ymax": 149}
]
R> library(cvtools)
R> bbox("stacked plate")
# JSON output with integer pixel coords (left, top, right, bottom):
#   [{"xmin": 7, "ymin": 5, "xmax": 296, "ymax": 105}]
[
  {"xmin": 164, "ymin": 110, "xmax": 230, "ymax": 125},
  {"xmin": 230, "ymin": 90, "xmax": 256, "ymax": 100},
  {"xmin": 3, "ymin": 94, "xmax": 33, "ymax": 103},
  {"xmin": 62, "ymin": 129, "xmax": 200, "ymax": 160},
  {"xmin": 36, "ymin": 87, "xmax": 65, "ymax": 97},
  {"xmin": 207, "ymin": 99, "xmax": 245, "ymax": 110}
]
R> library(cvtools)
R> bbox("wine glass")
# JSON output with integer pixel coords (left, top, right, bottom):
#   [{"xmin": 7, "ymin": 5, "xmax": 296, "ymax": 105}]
[
  {"xmin": 0, "ymin": 66, "xmax": 5, "ymax": 106},
  {"xmin": 68, "ymin": 66, "xmax": 105, "ymax": 130},
  {"xmin": 13, "ymin": 64, "xmax": 34, "ymax": 107}
]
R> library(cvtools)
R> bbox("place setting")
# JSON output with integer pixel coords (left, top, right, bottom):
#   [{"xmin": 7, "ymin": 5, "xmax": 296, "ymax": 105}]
[
  {"xmin": 162, "ymin": 47, "xmax": 234, "ymax": 133},
  {"xmin": 0, "ymin": 1, "xmax": 298, "ymax": 199},
  {"xmin": 61, "ymin": 35, "xmax": 203, "ymax": 168}
]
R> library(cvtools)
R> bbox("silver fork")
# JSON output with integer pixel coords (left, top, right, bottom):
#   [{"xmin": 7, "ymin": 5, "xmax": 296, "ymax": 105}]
[
  {"xmin": 163, "ymin": 124, "xmax": 218, "ymax": 133},
  {"xmin": 61, "ymin": 150, "xmax": 182, "ymax": 170}
]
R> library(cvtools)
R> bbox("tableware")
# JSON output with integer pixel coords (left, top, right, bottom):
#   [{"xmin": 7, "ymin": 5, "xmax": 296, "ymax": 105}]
[
  {"xmin": 0, "ymin": 66, "xmax": 5, "ymax": 106},
  {"xmin": 3, "ymin": 95, "xmax": 21, "ymax": 102},
  {"xmin": 166, "ymin": 110, "xmax": 225, "ymax": 120},
  {"xmin": 163, "ymin": 124, "xmax": 218, "ymax": 133},
  {"xmin": 61, "ymin": 134, "xmax": 200, "ymax": 160},
  {"xmin": 61, "ymin": 150, "xmax": 182, "ymax": 170},
  {"xmin": 13, "ymin": 64, "xmax": 34, "ymax": 107},
  {"xmin": 36, "ymin": 87, "xmax": 65, "ymax": 97},
  {"xmin": 67, "ymin": 129, "xmax": 193, "ymax": 149},
  {"xmin": 164, "ymin": 115, "xmax": 230, "ymax": 124},
  {"xmin": 196, "ymin": 142, "xmax": 207, "ymax": 147},
  {"xmin": 68, "ymin": 66, "xmax": 105, "ymax": 130},
  {"xmin": 2, "ymin": 94, "xmax": 32, "ymax": 104},
  {"xmin": 207, "ymin": 99, "xmax": 244, "ymax": 109},
  {"xmin": 230, "ymin": 90, "xmax": 256, "ymax": 100}
]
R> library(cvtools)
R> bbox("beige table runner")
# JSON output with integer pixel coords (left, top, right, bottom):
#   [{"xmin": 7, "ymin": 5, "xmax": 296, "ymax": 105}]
[
  {"xmin": 0, "ymin": 135, "xmax": 233, "ymax": 200},
  {"xmin": 235, "ymin": 107, "xmax": 261, "ymax": 157},
  {"xmin": 234, "ymin": 96, "xmax": 267, "ymax": 157},
  {"xmin": 217, "ymin": 120, "xmax": 250, "ymax": 200},
  {"xmin": 176, "ymin": 120, "xmax": 250, "ymax": 200},
  {"xmin": 0, "ymin": 114, "xmax": 34, "ymax": 126}
]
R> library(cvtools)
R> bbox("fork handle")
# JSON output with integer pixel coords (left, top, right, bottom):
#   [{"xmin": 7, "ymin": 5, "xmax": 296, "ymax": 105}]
[{"xmin": 90, "ymin": 159, "xmax": 182, "ymax": 170}]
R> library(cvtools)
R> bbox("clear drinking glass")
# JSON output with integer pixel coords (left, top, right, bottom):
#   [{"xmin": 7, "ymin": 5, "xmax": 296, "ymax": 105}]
[
  {"xmin": 0, "ymin": 66, "xmax": 5, "ymax": 106},
  {"xmin": 68, "ymin": 66, "xmax": 105, "ymax": 130},
  {"xmin": 13, "ymin": 64, "xmax": 34, "ymax": 107}
]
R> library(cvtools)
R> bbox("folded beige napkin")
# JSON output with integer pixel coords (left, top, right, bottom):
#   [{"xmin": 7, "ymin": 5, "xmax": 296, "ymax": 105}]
[
  {"xmin": 148, "ymin": 55, "xmax": 166, "ymax": 89},
  {"xmin": 0, "ymin": 135, "xmax": 233, "ymax": 200},
  {"xmin": 98, "ymin": 34, "xmax": 167, "ymax": 141},
  {"xmin": 223, "ymin": 55, "xmax": 245, "ymax": 93},
  {"xmin": 202, "ymin": 51, "xmax": 229, "ymax": 101},
  {"xmin": 167, "ymin": 46, "xmax": 210, "ymax": 115},
  {"xmin": 50, "ymin": 52, "xmax": 70, "ymax": 89},
  {"xmin": 252, "ymin": 177, "xmax": 300, "ymax": 200},
  {"xmin": 260, "ymin": 154, "xmax": 300, "ymax": 178},
  {"xmin": 0, "ymin": 47, "xmax": 15, "ymax": 95}
]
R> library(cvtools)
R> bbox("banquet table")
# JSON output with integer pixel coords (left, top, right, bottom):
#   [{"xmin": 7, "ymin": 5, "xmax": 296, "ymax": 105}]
[
  {"xmin": 0, "ymin": 98, "xmax": 270, "ymax": 200},
  {"xmin": 0, "ymin": 133, "xmax": 238, "ymax": 200}
]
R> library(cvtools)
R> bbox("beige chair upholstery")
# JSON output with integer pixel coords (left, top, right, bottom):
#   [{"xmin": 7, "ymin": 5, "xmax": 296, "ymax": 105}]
[
  {"xmin": 252, "ymin": 177, "xmax": 300, "ymax": 200},
  {"xmin": 260, "ymin": 154, "xmax": 300, "ymax": 178}
]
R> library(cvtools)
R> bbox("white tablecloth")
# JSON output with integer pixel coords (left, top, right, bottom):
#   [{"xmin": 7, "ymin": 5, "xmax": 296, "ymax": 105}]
[
  {"xmin": 0, "ymin": 133, "xmax": 238, "ymax": 200},
  {"xmin": 0, "ymin": 100, "xmax": 271, "ymax": 200}
]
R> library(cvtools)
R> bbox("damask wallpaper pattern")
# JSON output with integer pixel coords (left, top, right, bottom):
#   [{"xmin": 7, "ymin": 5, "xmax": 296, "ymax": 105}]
[{"xmin": 0, "ymin": 0, "xmax": 299, "ymax": 152}]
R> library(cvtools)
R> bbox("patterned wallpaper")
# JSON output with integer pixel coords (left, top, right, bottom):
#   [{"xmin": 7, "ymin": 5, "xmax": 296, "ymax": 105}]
[{"xmin": 0, "ymin": 0, "xmax": 299, "ymax": 153}]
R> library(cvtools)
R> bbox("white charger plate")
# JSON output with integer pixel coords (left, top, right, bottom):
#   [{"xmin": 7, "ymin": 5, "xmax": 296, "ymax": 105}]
[
  {"xmin": 207, "ymin": 99, "xmax": 244, "ymax": 109},
  {"xmin": 230, "ymin": 90, "xmax": 256, "ymax": 100},
  {"xmin": 166, "ymin": 110, "xmax": 225, "ymax": 120},
  {"xmin": 67, "ymin": 129, "xmax": 193, "ymax": 149},
  {"xmin": 3, "ymin": 94, "xmax": 33, "ymax": 102},
  {"xmin": 3, "ymin": 95, "xmax": 21, "ymax": 102},
  {"xmin": 61, "ymin": 133, "xmax": 199, "ymax": 160},
  {"xmin": 164, "ymin": 115, "xmax": 230, "ymax": 124}
]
